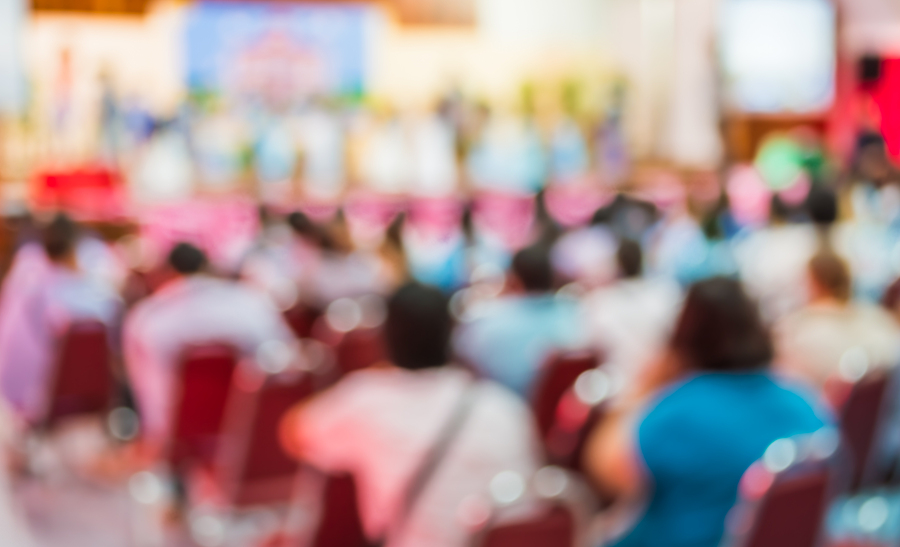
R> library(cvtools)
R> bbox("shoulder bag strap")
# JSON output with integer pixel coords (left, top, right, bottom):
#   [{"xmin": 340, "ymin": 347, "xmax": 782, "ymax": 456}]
[{"xmin": 383, "ymin": 379, "xmax": 479, "ymax": 544}]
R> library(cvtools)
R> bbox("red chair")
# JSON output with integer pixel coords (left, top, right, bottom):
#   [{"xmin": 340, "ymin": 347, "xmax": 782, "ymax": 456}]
[
  {"xmin": 836, "ymin": 369, "xmax": 894, "ymax": 490},
  {"xmin": 544, "ymin": 391, "xmax": 608, "ymax": 472},
  {"xmin": 335, "ymin": 328, "xmax": 387, "ymax": 376},
  {"xmin": 309, "ymin": 473, "xmax": 373, "ymax": 547},
  {"xmin": 283, "ymin": 304, "xmax": 321, "ymax": 339},
  {"xmin": 474, "ymin": 504, "xmax": 575, "ymax": 547},
  {"xmin": 723, "ymin": 432, "xmax": 838, "ymax": 547},
  {"xmin": 168, "ymin": 344, "xmax": 239, "ymax": 470},
  {"xmin": 257, "ymin": 473, "xmax": 372, "ymax": 547},
  {"xmin": 44, "ymin": 320, "xmax": 113, "ymax": 427},
  {"xmin": 531, "ymin": 351, "xmax": 600, "ymax": 439},
  {"xmin": 212, "ymin": 369, "xmax": 316, "ymax": 507}
]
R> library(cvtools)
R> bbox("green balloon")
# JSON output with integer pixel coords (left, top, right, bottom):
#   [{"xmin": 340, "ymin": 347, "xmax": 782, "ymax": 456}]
[{"xmin": 755, "ymin": 137, "xmax": 804, "ymax": 191}]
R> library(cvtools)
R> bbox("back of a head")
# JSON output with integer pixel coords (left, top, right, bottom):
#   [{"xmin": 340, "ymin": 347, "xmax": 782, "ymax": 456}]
[
  {"xmin": 258, "ymin": 204, "xmax": 277, "ymax": 228},
  {"xmin": 511, "ymin": 244, "xmax": 554, "ymax": 293},
  {"xmin": 769, "ymin": 195, "xmax": 791, "ymax": 224},
  {"xmin": 617, "ymin": 239, "xmax": 643, "ymax": 279},
  {"xmin": 806, "ymin": 186, "xmax": 838, "ymax": 226},
  {"xmin": 42, "ymin": 213, "xmax": 79, "ymax": 262},
  {"xmin": 287, "ymin": 211, "xmax": 317, "ymax": 239},
  {"xmin": 168, "ymin": 242, "xmax": 208, "ymax": 275},
  {"xmin": 385, "ymin": 283, "xmax": 452, "ymax": 371},
  {"xmin": 671, "ymin": 277, "xmax": 773, "ymax": 372},
  {"xmin": 808, "ymin": 251, "xmax": 851, "ymax": 302}
]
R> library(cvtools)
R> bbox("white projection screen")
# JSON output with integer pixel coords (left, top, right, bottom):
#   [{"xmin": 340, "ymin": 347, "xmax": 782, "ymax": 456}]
[{"xmin": 719, "ymin": 0, "xmax": 836, "ymax": 114}]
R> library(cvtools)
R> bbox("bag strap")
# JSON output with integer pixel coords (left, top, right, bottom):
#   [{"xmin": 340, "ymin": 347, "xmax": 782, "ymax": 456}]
[{"xmin": 386, "ymin": 379, "xmax": 479, "ymax": 542}]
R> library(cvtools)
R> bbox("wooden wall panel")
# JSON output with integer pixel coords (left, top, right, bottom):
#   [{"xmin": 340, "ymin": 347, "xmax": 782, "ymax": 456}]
[
  {"xmin": 32, "ymin": 0, "xmax": 149, "ymax": 14},
  {"xmin": 31, "ymin": 0, "xmax": 477, "ymax": 25}
]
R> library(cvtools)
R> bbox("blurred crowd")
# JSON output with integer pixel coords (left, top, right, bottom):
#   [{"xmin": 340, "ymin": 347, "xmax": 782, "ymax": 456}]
[
  {"xmin": 85, "ymin": 84, "xmax": 629, "ymax": 203},
  {"xmin": 0, "ymin": 124, "xmax": 899, "ymax": 547}
]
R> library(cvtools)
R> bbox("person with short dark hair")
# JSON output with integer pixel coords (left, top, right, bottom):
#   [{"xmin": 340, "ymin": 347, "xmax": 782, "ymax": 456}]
[
  {"xmin": 775, "ymin": 251, "xmax": 900, "ymax": 388},
  {"xmin": 584, "ymin": 277, "xmax": 830, "ymax": 547},
  {"xmin": 453, "ymin": 243, "xmax": 585, "ymax": 397},
  {"xmin": 42, "ymin": 213, "xmax": 80, "ymax": 264},
  {"xmin": 0, "ymin": 213, "xmax": 121, "ymax": 422},
  {"xmin": 615, "ymin": 238, "xmax": 643, "ymax": 279},
  {"xmin": 280, "ymin": 282, "xmax": 541, "ymax": 547},
  {"xmin": 168, "ymin": 242, "xmax": 208, "ymax": 275},
  {"xmin": 383, "ymin": 283, "xmax": 453, "ymax": 370},
  {"xmin": 582, "ymin": 238, "xmax": 682, "ymax": 390},
  {"xmin": 734, "ymin": 184, "xmax": 847, "ymax": 321},
  {"xmin": 806, "ymin": 186, "xmax": 838, "ymax": 227},
  {"xmin": 123, "ymin": 241, "xmax": 296, "ymax": 447},
  {"xmin": 509, "ymin": 243, "xmax": 555, "ymax": 291}
]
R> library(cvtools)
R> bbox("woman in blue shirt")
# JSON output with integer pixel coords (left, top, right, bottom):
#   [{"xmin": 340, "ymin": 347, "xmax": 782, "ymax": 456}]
[{"xmin": 584, "ymin": 277, "xmax": 829, "ymax": 547}]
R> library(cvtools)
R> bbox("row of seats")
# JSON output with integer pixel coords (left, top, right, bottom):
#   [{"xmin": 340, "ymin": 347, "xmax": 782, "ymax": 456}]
[{"xmin": 36, "ymin": 316, "xmax": 900, "ymax": 546}]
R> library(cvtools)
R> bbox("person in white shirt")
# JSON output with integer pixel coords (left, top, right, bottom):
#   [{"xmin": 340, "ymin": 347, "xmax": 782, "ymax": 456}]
[
  {"xmin": 733, "ymin": 187, "xmax": 841, "ymax": 323},
  {"xmin": 123, "ymin": 242, "xmax": 296, "ymax": 448},
  {"xmin": 281, "ymin": 283, "xmax": 542, "ymax": 547},
  {"xmin": 299, "ymin": 212, "xmax": 394, "ymax": 308},
  {"xmin": 775, "ymin": 250, "xmax": 900, "ymax": 389},
  {"xmin": 408, "ymin": 112, "xmax": 459, "ymax": 196},
  {"xmin": 453, "ymin": 244, "xmax": 586, "ymax": 398},
  {"xmin": 0, "ymin": 215, "xmax": 121, "ymax": 423},
  {"xmin": 582, "ymin": 239, "xmax": 682, "ymax": 390},
  {"xmin": 295, "ymin": 103, "xmax": 346, "ymax": 200},
  {"xmin": 238, "ymin": 208, "xmax": 315, "ymax": 312}
]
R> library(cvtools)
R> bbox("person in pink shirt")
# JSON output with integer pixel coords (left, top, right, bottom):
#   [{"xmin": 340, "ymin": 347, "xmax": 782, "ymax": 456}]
[
  {"xmin": 0, "ymin": 214, "xmax": 121, "ymax": 423},
  {"xmin": 281, "ymin": 283, "xmax": 542, "ymax": 547},
  {"xmin": 123, "ymin": 242, "xmax": 296, "ymax": 449}
]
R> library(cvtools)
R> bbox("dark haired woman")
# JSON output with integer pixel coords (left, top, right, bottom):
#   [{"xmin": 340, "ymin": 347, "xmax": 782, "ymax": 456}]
[
  {"xmin": 281, "ymin": 283, "xmax": 541, "ymax": 547},
  {"xmin": 584, "ymin": 277, "xmax": 830, "ymax": 547}
]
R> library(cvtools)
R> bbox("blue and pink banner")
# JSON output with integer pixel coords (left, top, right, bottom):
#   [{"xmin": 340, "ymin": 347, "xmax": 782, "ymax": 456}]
[{"xmin": 185, "ymin": 2, "xmax": 371, "ymax": 99}]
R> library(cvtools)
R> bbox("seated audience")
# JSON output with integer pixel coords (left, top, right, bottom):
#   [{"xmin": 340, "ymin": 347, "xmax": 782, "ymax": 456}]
[
  {"xmin": 582, "ymin": 239, "xmax": 682, "ymax": 388},
  {"xmin": 0, "ymin": 214, "xmax": 121, "ymax": 423},
  {"xmin": 453, "ymin": 243, "xmax": 585, "ymax": 397},
  {"xmin": 123, "ymin": 242, "xmax": 295, "ymax": 447},
  {"xmin": 775, "ymin": 251, "xmax": 900, "ymax": 389},
  {"xmin": 281, "ymin": 283, "xmax": 542, "ymax": 547},
  {"xmin": 734, "ymin": 188, "xmax": 840, "ymax": 322},
  {"xmin": 584, "ymin": 278, "xmax": 830, "ymax": 547},
  {"xmin": 240, "ymin": 209, "xmax": 317, "ymax": 311},
  {"xmin": 299, "ymin": 212, "xmax": 395, "ymax": 308}
]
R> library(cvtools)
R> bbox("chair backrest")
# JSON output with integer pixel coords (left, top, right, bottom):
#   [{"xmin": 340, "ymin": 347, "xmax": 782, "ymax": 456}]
[
  {"xmin": 476, "ymin": 504, "xmax": 575, "ymax": 547},
  {"xmin": 283, "ymin": 304, "xmax": 321, "ymax": 339},
  {"xmin": 310, "ymin": 473, "xmax": 372, "ymax": 547},
  {"xmin": 545, "ymin": 392, "xmax": 608, "ymax": 472},
  {"xmin": 724, "ymin": 431, "xmax": 839, "ymax": 547},
  {"xmin": 531, "ymin": 351, "xmax": 600, "ymax": 438},
  {"xmin": 45, "ymin": 320, "xmax": 113, "ymax": 426},
  {"xmin": 169, "ymin": 344, "xmax": 239, "ymax": 470},
  {"xmin": 215, "ymin": 369, "xmax": 316, "ymax": 507},
  {"xmin": 335, "ymin": 328, "xmax": 387, "ymax": 375},
  {"xmin": 839, "ymin": 369, "xmax": 893, "ymax": 489}
]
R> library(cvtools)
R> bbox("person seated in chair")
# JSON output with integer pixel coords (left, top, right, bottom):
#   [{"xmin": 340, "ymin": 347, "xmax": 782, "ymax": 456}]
[
  {"xmin": 582, "ymin": 239, "xmax": 682, "ymax": 390},
  {"xmin": 123, "ymin": 242, "xmax": 295, "ymax": 449},
  {"xmin": 775, "ymin": 250, "xmax": 900, "ymax": 390},
  {"xmin": 453, "ymin": 243, "xmax": 585, "ymax": 398},
  {"xmin": 584, "ymin": 278, "xmax": 830, "ymax": 547},
  {"xmin": 281, "ymin": 282, "xmax": 542, "ymax": 547},
  {"xmin": 0, "ymin": 214, "xmax": 121, "ymax": 423}
]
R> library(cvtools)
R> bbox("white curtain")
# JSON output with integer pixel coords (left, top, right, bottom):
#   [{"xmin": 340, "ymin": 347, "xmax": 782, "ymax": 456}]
[{"xmin": 0, "ymin": 0, "xmax": 27, "ymax": 116}]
